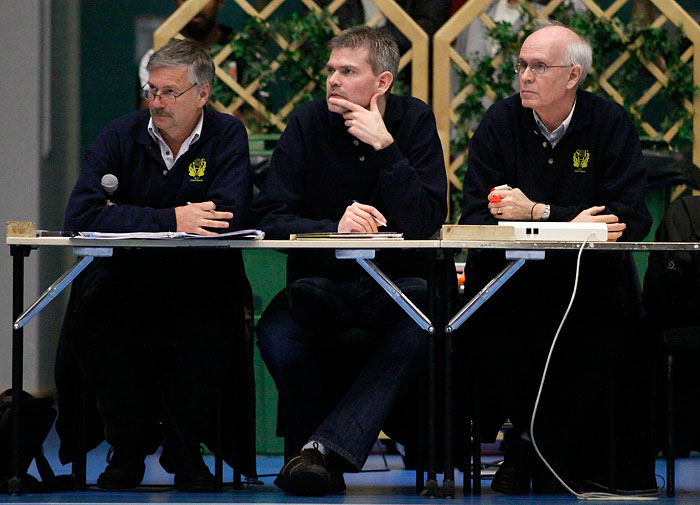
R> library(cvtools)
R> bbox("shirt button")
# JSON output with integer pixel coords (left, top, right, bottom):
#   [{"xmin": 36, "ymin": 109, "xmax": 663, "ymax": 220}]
[
  {"xmin": 165, "ymin": 151, "xmax": 170, "ymax": 156},
  {"xmin": 359, "ymin": 155, "xmax": 365, "ymax": 162},
  {"xmin": 353, "ymin": 140, "xmax": 359, "ymax": 146},
  {"xmin": 548, "ymin": 158, "xmax": 554, "ymax": 165},
  {"xmin": 542, "ymin": 141, "xmax": 548, "ymax": 148}
]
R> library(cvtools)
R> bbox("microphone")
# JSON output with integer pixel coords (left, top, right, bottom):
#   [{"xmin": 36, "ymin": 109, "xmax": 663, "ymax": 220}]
[{"xmin": 100, "ymin": 174, "xmax": 118, "ymax": 196}]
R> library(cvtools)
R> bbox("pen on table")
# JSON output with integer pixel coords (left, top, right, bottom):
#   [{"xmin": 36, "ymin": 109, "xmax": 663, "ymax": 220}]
[
  {"xmin": 187, "ymin": 201, "xmax": 216, "ymax": 214},
  {"xmin": 352, "ymin": 200, "xmax": 387, "ymax": 227}
]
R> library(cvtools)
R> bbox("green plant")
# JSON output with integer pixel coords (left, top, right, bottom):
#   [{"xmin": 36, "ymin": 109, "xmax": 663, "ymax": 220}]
[
  {"xmin": 210, "ymin": 9, "xmax": 336, "ymax": 132},
  {"xmin": 451, "ymin": 16, "xmax": 533, "ymax": 218},
  {"xmin": 450, "ymin": 3, "xmax": 698, "ymax": 222}
]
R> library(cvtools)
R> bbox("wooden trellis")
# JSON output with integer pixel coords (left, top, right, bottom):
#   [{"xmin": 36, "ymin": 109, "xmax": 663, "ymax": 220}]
[
  {"xmin": 153, "ymin": 0, "xmax": 429, "ymax": 132},
  {"xmin": 433, "ymin": 0, "xmax": 700, "ymax": 199}
]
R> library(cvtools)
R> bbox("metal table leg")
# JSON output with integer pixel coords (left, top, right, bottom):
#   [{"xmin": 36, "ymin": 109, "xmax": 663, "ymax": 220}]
[
  {"xmin": 335, "ymin": 249, "xmax": 434, "ymax": 333},
  {"xmin": 425, "ymin": 258, "xmax": 438, "ymax": 496},
  {"xmin": 335, "ymin": 248, "xmax": 437, "ymax": 494},
  {"xmin": 440, "ymin": 255, "xmax": 455, "ymax": 498},
  {"xmin": 9, "ymin": 245, "xmax": 31, "ymax": 495},
  {"xmin": 9, "ymin": 245, "xmax": 112, "ymax": 494},
  {"xmin": 446, "ymin": 258, "xmax": 526, "ymax": 334},
  {"xmin": 14, "ymin": 247, "xmax": 112, "ymax": 330},
  {"xmin": 445, "ymin": 251, "xmax": 544, "ymax": 495}
]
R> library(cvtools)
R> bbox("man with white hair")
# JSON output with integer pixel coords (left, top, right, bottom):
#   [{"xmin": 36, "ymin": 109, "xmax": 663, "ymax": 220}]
[{"xmin": 460, "ymin": 22, "xmax": 653, "ymax": 494}]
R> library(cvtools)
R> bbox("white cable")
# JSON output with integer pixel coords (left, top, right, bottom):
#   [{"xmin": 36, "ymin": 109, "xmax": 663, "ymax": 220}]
[{"xmin": 528, "ymin": 235, "xmax": 659, "ymax": 501}]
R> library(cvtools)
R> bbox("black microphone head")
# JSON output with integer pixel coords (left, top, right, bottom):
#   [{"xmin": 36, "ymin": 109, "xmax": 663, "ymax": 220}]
[{"xmin": 101, "ymin": 174, "xmax": 118, "ymax": 195}]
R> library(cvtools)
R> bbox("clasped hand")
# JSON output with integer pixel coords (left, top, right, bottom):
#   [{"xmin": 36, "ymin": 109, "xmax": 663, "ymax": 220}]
[
  {"xmin": 572, "ymin": 205, "xmax": 626, "ymax": 242},
  {"xmin": 327, "ymin": 94, "xmax": 394, "ymax": 151},
  {"xmin": 175, "ymin": 201, "xmax": 233, "ymax": 236},
  {"xmin": 488, "ymin": 188, "xmax": 625, "ymax": 242}
]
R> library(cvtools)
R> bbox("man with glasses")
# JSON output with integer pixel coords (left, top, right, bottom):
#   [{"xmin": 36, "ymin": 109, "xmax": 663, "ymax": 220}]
[
  {"xmin": 59, "ymin": 38, "xmax": 252, "ymax": 491},
  {"xmin": 460, "ymin": 21, "xmax": 653, "ymax": 494}
]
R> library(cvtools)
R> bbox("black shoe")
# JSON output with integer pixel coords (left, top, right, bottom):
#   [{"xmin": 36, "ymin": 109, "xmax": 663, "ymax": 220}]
[
  {"xmin": 159, "ymin": 442, "xmax": 177, "ymax": 474},
  {"xmin": 328, "ymin": 471, "xmax": 346, "ymax": 494},
  {"xmin": 173, "ymin": 450, "xmax": 217, "ymax": 492},
  {"xmin": 532, "ymin": 466, "xmax": 568, "ymax": 494},
  {"xmin": 491, "ymin": 436, "xmax": 533, "ymax": 495},
  {"xmin": 326, "ymin": 453, "xmax": 347, "ymax": 494},
  {"xmin": 274, "ymin": 447, "xmax": 330, "ymax": 496},
  {"xmin": 96, "ymin": 446, "xmax": 146, "ymax": 490},
  {"xmin": 530, "ymin": 452, "xmax": 570, "ymax": 494}
]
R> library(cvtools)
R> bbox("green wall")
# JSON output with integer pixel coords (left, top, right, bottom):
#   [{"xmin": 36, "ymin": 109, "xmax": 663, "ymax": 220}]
[
  {"xmin": 80, "ymin": 1, "xmax": 171, "ymax": 152},
  {"xmin": 242, "ymin": 249, "xmax": 287, "ymax": 455}
]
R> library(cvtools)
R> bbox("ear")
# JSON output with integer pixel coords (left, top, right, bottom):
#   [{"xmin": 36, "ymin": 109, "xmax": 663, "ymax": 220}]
[
  {"xmin": 198, "ymin": 82, "xmax": 211, "ymax": 107},
  {"xmin": 375, "ymin": 70, "xmax": 394, "ymax": 96},
  {"xmin": 567, "ymin": 65, "xmax": 583, "ymax": 89}
]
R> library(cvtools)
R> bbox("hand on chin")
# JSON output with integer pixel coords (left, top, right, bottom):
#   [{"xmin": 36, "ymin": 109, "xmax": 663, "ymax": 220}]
[{"xmin": 327, "ymin": 96, "xmax": 350, "ymax": 114}]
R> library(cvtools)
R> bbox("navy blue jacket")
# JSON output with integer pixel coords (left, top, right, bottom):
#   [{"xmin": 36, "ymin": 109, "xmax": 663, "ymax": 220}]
[
  {"xmin": 252, "ymin": 94, "xmax": 447, "ymax": 282},
  {"xmin": 461, "ymin": 88, "xmax": 652, "ymax": 328},
  {"xmin": 56, "ymin": 107, "xmax": 257, "ymax": 476},
  {"xmin": 65, "ymin": 107, "xmax": 251, "ymax": 233},
  {"xmin": 461, "ymin": 89, "xmax": 651, "ymax": 239}
]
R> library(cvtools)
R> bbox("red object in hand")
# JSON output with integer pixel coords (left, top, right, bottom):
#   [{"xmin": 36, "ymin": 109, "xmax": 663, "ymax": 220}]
[{"xmin": 490, "ymin": 194, "xmax": 502, "ymax": 203}]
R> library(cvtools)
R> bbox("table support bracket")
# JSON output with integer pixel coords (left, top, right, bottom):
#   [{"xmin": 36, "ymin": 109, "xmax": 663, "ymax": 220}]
[{"xmin": 13, "ymin": 247, "xmax": 113, "ymax": 330}]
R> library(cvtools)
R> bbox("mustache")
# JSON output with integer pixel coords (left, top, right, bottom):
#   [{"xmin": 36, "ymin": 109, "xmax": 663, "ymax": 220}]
[
  {"xmin": 327, "ymin": 86, "xmax": 346, "ymax": 99},
  {"xmin": 151, "ymin": 108, "xmax": 172, "ymax": 117}
]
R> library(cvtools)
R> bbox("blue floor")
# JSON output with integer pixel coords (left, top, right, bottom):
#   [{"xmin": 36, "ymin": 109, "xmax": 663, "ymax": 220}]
[{"xmin": 4, "ymin": 428, "xmax": 700, "ymax": 504}]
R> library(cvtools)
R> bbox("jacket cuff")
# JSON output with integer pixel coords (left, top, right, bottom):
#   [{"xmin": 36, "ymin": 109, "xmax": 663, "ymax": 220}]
[
  {"xmin": 155, "ymin": 208, "xmax": 177, "ymax": 231},
  {"xmin": 549, "ymin": 205, "xmax": 564, "ymax": 222},
  {"xmin": 372, "ymin": 141, "xmax": 402, "ymax": 169}
]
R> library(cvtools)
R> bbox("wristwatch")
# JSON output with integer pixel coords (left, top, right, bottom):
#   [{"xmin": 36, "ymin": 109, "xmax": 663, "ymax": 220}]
[{"xmin": 541, "ymin": 204, "xmax": 551, "ymax": 221}]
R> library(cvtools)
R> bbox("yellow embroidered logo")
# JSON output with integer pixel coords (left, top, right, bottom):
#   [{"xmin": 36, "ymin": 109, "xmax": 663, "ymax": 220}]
[
  {"xmin": 572, "ymin": 149, "xmax": 589, "ymax": 172},
  {"xmin": 188, "ymin": 158, "xmax": 206, "ymax": 181}
]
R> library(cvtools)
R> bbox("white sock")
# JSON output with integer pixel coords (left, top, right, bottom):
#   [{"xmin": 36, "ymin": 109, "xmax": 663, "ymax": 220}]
[{"xmin": 303, "ymin": 440, "xmax": 329, "ymax": 455}]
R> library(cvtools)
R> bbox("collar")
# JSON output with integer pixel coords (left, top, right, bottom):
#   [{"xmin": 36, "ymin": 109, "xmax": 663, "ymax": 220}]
[
  {"xmin": 532, "ymin": 98, "xmax": 576, "ymax": 147},
  {"xmin": 147, "ymin": 109, "xmax": 204, "ymax": 147},
  {"xmin": 147, "ymin": 110, "xmax": 204, "ymax": 170}
]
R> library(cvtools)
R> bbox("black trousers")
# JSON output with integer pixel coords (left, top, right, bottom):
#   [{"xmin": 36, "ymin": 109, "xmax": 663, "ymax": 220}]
[
  {"xmin": 257, "ymin": 275, "xmax": 428, "ymax": 470},
  {"xmin": 67, "ymin": 257, "xmax": 237, "ymax": 453}
]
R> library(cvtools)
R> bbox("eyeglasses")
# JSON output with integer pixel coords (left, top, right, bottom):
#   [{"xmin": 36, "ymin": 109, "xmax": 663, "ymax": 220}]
[
  {"xmin": 514, "ymin": 61, "xmax": 572, "ymax": 76},
  {"xmin": 141, "ymin": 82, "xmax": 197, "ymax": 104}
]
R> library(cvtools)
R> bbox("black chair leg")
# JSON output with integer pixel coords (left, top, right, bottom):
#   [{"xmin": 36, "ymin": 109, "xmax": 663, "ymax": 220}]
[
  {"xmin": 73, "ymin": 374, "xmax": 87, "ymax": 490},
  {"xmin": 607, "ymin": 363, "xmax": 617, "ymax": 493},
  {"xmin": 472, "ymin": 377, "xmax": 481, "ymax": 495},
  {"xmin": 415, "ymin": 366, "xmax": 425, "ymax": 494},
  {"xmin": 215, "ymin": 389, "xmax": 223, "ymax": 492},
  {"xmin": 666, "ymin": 352, "xmax": 675, "ymax": 497}
]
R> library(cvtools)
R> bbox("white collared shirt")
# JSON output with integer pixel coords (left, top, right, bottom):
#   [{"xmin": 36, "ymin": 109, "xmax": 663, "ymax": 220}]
[
  {"xmin": 147, "ymin": 111, "xmax": 204, "ymax": 170},
  {"xmin": 533, "ymin": 99, "xmax": 576, "ymax": 148}
]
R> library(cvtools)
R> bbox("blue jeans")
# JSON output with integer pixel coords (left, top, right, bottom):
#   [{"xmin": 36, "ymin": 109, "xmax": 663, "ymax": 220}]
[{"xmin": 257, "ymin": 274, "xmax": 428, "ymax": 470}]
